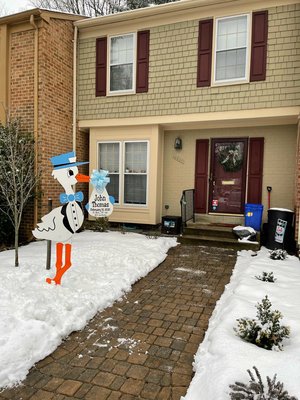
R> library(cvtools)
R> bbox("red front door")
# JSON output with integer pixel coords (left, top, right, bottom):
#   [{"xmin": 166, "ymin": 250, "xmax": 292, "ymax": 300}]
[{"xmin": 209, "ymin": 138, "xmax": 248, "ymax": 214}]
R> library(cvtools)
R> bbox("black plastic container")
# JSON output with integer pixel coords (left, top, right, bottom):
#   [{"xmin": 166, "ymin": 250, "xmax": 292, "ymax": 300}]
[
  {"xmin": 161, "ymin": 216, "xmax": 182, "ymax": 235},
  {"xmin": 265, "ymin": 208, "xmax": 294, "ymax": 251}
]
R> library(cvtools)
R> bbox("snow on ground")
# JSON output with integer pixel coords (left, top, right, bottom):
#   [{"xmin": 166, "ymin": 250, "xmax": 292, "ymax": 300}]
[
  {"xmin": 0, "ymin": 231, "xmax": 177, "ymax": 389},
  {"xmin": 183, "ymin": 247, "xmax": 300, "ymax": 399}
]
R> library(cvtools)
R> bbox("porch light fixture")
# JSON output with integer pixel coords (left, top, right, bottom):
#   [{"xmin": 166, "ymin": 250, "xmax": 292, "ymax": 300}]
[{"xmin": 174, "ymin": 137, "xmax": 182, "ymax": 150}]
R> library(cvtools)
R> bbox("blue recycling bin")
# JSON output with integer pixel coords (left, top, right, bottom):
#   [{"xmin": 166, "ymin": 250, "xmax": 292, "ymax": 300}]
[{"xmin": 244, "ymin": 203, "xmax": 264, "ymax": 231}]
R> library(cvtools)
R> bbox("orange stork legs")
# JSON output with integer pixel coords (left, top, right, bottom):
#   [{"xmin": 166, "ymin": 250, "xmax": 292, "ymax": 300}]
[{"xmin": 46, "ymin": 242, "xmax": 72, "ymax": 285}]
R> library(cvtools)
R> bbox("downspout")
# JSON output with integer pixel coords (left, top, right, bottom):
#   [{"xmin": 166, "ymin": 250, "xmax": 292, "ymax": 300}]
[
  {"xmin": 73, "ymin": 25, "xmax": 78, "ymax": 152},
  {"xmin": 297, "ymin": 114, "xmax": 300, "ymax": 251},
  {"xmin": 30, "ymin": 14, "xmax": 39, "ymax": 228}
]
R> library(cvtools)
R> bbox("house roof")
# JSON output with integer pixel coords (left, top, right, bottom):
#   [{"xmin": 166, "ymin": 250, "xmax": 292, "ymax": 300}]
[
  {"xmin": 74, "ymin": 0, "xmax": 252, "ymax": 28},
  {"xmin": 0, "ymin": 8, "xmax": 87, "ymax": 25}
]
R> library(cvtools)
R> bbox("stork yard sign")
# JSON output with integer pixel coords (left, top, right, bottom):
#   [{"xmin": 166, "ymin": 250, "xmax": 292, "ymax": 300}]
[
  {"xmin": 86, "ymin": 170, "xmax": 114, "ymax": 218},
  {"xmin": 32, "ymin": 151, "xmax": 114, "ymax": 285}
]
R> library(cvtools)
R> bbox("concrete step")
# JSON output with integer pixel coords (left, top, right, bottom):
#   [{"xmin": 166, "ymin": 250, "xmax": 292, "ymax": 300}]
[
  {"xmin": 178, "ymin": 234, "xmax": 260, "ymax": 251},
  {"xmin": 183, "ymin": 224, "xmax": 237, "ymax": 239}
]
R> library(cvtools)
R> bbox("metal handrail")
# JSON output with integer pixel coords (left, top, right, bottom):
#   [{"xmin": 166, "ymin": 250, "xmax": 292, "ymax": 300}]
[{"xmin": 180, "ymin": 189, "xmax": 195, "ymax": 227}]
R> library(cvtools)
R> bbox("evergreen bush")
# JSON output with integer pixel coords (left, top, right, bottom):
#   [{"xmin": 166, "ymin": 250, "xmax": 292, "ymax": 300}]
[
  {"xmin": 255, "ymin": 272, "xmax": 276, "ymax": 283},
  {"xmin": 229, "ymin": 366, "xmax": 298, "ymax": 400},
  {"xmin": 269, "ymin": 249, "xmax": 288, "ymax": 260},
  {"xmin": 235, "ymin": 296, "xmax": 290, "ymax": 350},
  {"xmin": 93, "ymin": 217, "xmax": 109, "ymax": 232}
]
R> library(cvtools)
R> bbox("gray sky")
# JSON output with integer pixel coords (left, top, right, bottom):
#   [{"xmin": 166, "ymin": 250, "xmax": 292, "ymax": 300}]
[{"xmin": 1, "ymin": 0, "xmax": 33, "ymax": 16}]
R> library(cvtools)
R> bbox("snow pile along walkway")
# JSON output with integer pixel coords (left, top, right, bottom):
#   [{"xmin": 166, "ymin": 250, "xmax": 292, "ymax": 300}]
[
  {"xmin": 0, "ymin": 231, "xmax": 177, "ymax": 388},
  {"xmin": 183, "ymin": 247, "xmax": 300, "ymax": 400}
]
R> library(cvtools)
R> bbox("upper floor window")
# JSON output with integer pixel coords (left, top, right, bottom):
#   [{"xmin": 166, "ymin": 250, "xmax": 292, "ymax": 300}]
[
  {"xmin": 197, "ymin": 11, "xmax": 267, "ymax": 87},
  {"xmin": 109, "ymin": 33, "xmax": 136, "ymax": 94},
  {"xmin": 214, "ymin": 15, "xmax": 249, "ymax": 84},
  {"xmin": 96, "ymin": 30, "xmax": 150, "ymax": 97}
]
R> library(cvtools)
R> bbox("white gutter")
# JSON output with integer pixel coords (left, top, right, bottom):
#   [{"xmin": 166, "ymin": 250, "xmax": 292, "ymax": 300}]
[{"xmin": 73, "ymin": 25, "xmax": 78, "ymax": 152}]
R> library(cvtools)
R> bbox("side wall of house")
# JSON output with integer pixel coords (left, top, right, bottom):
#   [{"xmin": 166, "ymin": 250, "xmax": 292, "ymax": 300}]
[
  {"xmin": 9, "ymin": 28, "xmax": 35, "ymax": 240},
  {"xmin": 163, "ymin": 125, "xmax": 297, "ymax": 219},
  {"xmin": 77, "ymin": 3, "xmax": 300, "ymax": 120},
  {"xmin": 38, "ymin": 19, "xmax": 89, "ymax": 218}
]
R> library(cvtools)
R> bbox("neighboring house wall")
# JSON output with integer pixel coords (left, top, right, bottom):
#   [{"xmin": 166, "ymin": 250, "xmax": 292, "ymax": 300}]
[
  {"xmin": 77, "ymin": 3, "xmax": 300, "ymax": 120},
  {"xmin": 10, "ymin": 30, "xmax": 35, "ymax": 133},
  {"xmin": 0, "ymin": 11, "xmax": 88, "ymax": 241},
  {"xmin": 9, "ymin": 28, "xmax": 36, "ymax": 240},
  {"xmin": 37, "ymin": 18, "xmax": 87, "ymax": 217}
]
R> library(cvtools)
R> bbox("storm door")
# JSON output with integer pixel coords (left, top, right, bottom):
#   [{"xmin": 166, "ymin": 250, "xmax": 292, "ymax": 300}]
[{"xmin": 209, "ymin": 138, "xmax": 248, "ymax": 214}]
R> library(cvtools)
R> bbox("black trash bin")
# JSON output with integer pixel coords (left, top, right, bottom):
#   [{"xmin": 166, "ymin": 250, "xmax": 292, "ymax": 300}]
[{"xmin": 265, "ymin": 208, "xmax": 294, "ymax": 251}]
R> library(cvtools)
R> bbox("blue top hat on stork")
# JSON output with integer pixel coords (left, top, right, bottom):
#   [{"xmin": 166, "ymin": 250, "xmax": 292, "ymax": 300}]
[{"xmin": 32, "ymin": 151, "xmax": 90, "ymax": 285}]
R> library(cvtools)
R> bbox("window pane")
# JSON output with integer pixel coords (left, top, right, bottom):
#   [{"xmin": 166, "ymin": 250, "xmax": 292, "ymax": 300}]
[
  {"xmin": 217, "ymin": 16, "xmax": 247, "ymax": 51},
  {"xmin": 99, "ymin": 143, "xmax": 120, "ymax": 173},
  {"xmin": 125, "ymin": 142, "xmax": 147, "ymax": 173},
  {"xmin": 107, "ymin": 175, "xmax": 119, "ymax": 203},
  {"xmin": 216, "ymin": 48, "xmax": 246, "ymax": 80},
  {"xmin": 99, "ymin": 143, "xmax": 119, "ymax": 203},
  {"xmin": 110, "ymin": 34, "xmax": 134, "ymax": 92},
  {"xmin": 110, "ymin": 35, "xmax": 133, "ymax": 65},
  {"xmin": 124, "ymin": 175, "xmax": 147, "ymax": 204},
  {"xmin": 110, "ymin": 64, "xmax": 133, "ymax": 91}
]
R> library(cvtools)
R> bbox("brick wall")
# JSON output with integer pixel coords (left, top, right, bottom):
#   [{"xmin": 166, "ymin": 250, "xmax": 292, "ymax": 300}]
[
  {"xmin": 8, "ymin": 17, "xmax": 87, "ymax": 240},
  {"xmin": 10, "ymin": 30, "xmax": 35, "ymax": 131},
  {"xmin": 10, "ymin": 30, "xmax": 35, "ymax": 240},
  {"xmin": 76, "ymin": 127, "xmax": 90, "ymax": 210},
  {"xmin": 38, "ymin": 19, "xmax": 77, "ymax": 217},
  {"xmin": 77, "ymin": 3, "xmax": 300, "ymax": 120}
]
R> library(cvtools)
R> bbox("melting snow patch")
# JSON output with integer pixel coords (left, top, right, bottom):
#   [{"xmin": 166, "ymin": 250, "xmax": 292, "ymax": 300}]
[
  {"xmin": 103, "ymin": 324, "xmax": 118, "ymax": 331},
  {"xmin": 116, "ymin": 338, "xmax": 141, "ymax": 354},
  {"xmin": 175, "ymin": 267, "xmax": 206, "ymax": 275}
]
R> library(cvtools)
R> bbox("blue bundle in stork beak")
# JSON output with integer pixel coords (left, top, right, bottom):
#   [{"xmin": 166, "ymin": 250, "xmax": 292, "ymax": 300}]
[{"xmin": 91, "ymin": 169, "xmax": 110, "ymax": 193}]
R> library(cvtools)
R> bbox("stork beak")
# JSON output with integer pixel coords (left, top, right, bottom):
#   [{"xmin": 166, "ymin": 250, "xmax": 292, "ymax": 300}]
[{"xmin": 76, "ymin": 173, "xmax": 90, "ymax": 183}]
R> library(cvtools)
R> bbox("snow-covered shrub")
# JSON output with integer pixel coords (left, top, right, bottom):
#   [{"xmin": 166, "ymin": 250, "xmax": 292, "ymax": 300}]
[
  {"xmin": 93, "ymin": 217, "xmax": 109, "ymax": 232},
  {"xmin": 229, "ymin": 366, "xmax": 298, "ymax": 400},
  {"xmin": 269, "ymin": 249, "xmax": 288, "ymax": 260},
  {"xmin": 235, "ymin": 296, "xmax": 290, "ymax": 350},
  {"xmin": 256, "ymin": 272, "xmax": 276, "ymax": 283}
]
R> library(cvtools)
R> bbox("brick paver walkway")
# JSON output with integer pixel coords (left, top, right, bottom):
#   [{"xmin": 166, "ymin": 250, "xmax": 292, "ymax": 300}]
[{"xmin": 0, "ymin": 244, "xmax": 237, "ymax": 400}]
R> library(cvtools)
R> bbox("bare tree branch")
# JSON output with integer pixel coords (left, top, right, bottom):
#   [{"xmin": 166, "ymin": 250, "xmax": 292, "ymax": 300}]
[{"xmin": 0, "ymin": 119, "xmax": 40, "ymax": 266}]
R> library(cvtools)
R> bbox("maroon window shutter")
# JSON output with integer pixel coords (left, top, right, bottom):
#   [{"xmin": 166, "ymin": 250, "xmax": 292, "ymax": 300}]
[
  {"xmin": 195, "ymin": 139, "xmax": 209, "ymax": 213},
  {"xmin": 136, "ymin": 30, "xmax": 150, "ymax": 93},
  {"xmin": 96, "ymin": 37, "xmax": 107, "ymax": 97},
  {"xmin": 250, "ymin": 11, "xmax": 268, "ymax": 82},
  {"xmin": 247, "ymin": 138, "xmax": 264, "ymax": 204},
  {"xmin": 197, "ymin": 19, "xmax": 213, "ymax": 87}
]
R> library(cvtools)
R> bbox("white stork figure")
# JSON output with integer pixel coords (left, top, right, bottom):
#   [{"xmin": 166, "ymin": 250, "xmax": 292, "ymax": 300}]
[{"xmin": 33, "ymin": 151, "xmax": 90, "ymax": 285}]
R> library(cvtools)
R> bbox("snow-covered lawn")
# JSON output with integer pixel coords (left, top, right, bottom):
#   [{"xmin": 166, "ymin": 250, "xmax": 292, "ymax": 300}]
[
  {"xmin": 183, "ymin": 247, "xmax": 300, "ymax": 399},
  {"xmin": 0, "ymin": 231, "xmax": 177, "ymax": 389}
]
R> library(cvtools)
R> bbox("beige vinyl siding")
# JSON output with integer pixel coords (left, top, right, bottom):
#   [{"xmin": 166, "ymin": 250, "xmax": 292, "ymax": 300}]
[{"xmin": 77, "ymin": 3, "xmax": 300, "ymax": 121}]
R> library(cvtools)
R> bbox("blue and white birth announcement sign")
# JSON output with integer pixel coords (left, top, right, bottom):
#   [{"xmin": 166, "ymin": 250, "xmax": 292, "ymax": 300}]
[{"xmin": 86, "ymin": 170, "xmax": 114, "ymax": 218}]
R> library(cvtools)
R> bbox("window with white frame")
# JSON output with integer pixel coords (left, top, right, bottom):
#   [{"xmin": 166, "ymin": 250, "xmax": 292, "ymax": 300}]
[
  {"xmin": 214, "ymin": 15, "xmax": 249, "ymax": 83},
  {"xmin": 98, "ymin": 141, "xmax": 148, "ymax": 206},
  {"xmin": 109, "ymin": 33, "xmax": 135, "ymax": 93}
]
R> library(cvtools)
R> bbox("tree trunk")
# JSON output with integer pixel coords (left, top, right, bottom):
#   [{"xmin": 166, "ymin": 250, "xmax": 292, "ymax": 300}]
[{"xmin": 14, "ymin": 220, "xmax": 19, "ymax": 267}]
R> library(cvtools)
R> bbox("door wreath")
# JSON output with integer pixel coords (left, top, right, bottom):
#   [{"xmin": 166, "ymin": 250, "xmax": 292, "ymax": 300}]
[{"xmin": 218, "ymin": 144, "xmax": 243, "ymax": 172}]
